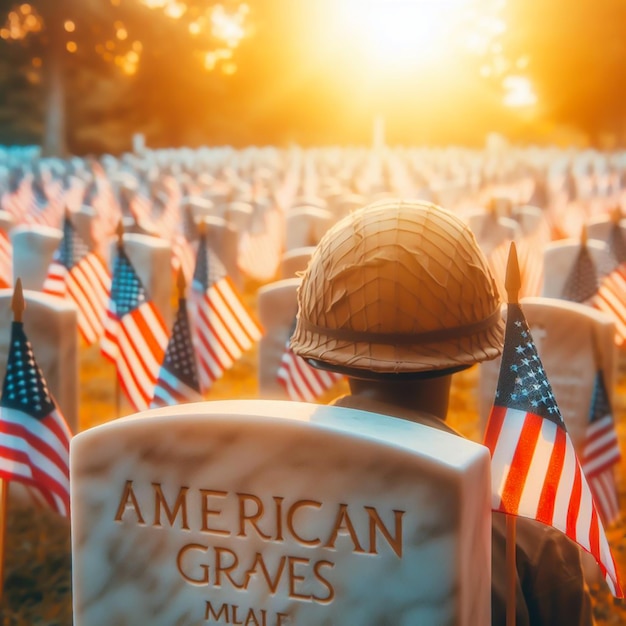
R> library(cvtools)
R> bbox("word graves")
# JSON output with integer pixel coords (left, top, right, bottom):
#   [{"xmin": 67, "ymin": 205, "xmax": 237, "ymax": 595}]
[{"xmin": 70, "ymin": 400, "xmax": 491, "ymax": 626}]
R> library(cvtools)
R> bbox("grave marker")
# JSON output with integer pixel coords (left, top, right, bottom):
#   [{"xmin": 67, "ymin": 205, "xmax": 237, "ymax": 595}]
[{"xmin": 71, "ymin": 399, "xmax": 491, "ymax": 626}]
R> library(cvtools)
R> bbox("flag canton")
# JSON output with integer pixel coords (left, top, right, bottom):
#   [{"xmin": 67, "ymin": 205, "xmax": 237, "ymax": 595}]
[
  {"xmin": 192, "ymin": 236, "xmax": 227, "ymax": 292},
  {"xmin": 57, "ymin": 216, "xmax": 90, "ymax": 269},
  {"xmin": 608, "ymin": 224, "xmax": 626, "ymax": 265},
  {"xmin": 0, "ymin": 322, "xmax": 55, "ymax": 419},
  {"xmin": 110, "ymin": 248, "xmax": 147, "ymax": 317},
  {"xmin": 495, "ymin": 304, "xmax": 566, "ymax": 428},
  {"xmin": 561, "ymin": 246, "xmax": 598, "ymax": 303},
  {"xmin": 590, "ymin": 370, "xmax": 612, "ymax": 423},
  {"xmin": 162, "ymin": 300, "xmax": 200, "ymax": 392}
]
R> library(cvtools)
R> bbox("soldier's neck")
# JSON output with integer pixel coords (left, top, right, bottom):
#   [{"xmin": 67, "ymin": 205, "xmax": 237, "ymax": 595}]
[{"xmin": 347, "ymin": 375, "xmax": 452, "ymax": 422}]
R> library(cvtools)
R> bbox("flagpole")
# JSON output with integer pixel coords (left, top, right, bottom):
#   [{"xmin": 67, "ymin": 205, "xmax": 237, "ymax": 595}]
[
  {"xmin": 0, "ymin": 279, "xmax": 26, "ymax": 602},
  {"xmin": 505, "ymin": 242, "xmax": 522, "ymax": 626},
  {"xmin": 114, "ymin": 221, "xmax": 124, "ymax": 419}
]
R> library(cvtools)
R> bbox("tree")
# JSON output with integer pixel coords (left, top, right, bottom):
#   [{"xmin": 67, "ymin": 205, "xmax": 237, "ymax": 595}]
[{"xmin": 0, "ymin": 0, "xmax": 251, "ymax": 155}]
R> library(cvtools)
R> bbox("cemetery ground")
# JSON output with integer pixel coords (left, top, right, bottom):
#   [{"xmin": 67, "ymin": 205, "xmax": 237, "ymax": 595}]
[{"xmin": 1, "ymin": 280, "xmax": 625, "ymax": 625}]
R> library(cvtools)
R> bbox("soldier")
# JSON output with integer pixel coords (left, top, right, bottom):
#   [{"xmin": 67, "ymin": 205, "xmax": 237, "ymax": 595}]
[{"xmin": 290, "ymin": 199, "xmax": 593, "ymax": 626}]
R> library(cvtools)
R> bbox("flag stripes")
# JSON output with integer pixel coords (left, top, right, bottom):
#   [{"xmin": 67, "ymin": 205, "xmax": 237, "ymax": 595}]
[
  {"xmin": 486, "ymin": 404, "xmax": 620, "ymax": 595},
  {"xmin": 150, "ymin": 369, "xmax": 202, "ymax": 408},
  {"xmin": 102, "ymin": 302, "xmax": 168, "ymax": 411},
  {"xmin": 44, "ymin": 255, "xmax": 111, "ymax": 344},
  {"xmin": 191, "ymin": 276, "xmax": 262, "ymax": 391},
  {"xmin": 0, "ymin": 229, "xmax": 11, "ymax": 288},
  {"xmin": 277, "ymin": 347, "xmax": 342, "ymax": 402}
]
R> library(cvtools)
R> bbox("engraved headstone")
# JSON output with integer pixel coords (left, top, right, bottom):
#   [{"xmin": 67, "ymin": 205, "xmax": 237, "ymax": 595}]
[
  {"xmin": 70, "ymin": 399, "xmax": 491, "ymax": 626},
  {"xmin": 478, "ymin": 296, "xmax": 616, "ymax": 451}
]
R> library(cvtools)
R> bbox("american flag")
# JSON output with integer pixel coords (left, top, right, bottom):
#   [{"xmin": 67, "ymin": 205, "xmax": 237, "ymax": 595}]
[
  {"xmin": 189, "ymin": 234, "xmax": 263, "ymax": 392},
  {"xmin": 0, "ymin": 228, "xmax": 11, "ymax": 289},
  {"xmin": 150, "ymin": 297, "xmax": 202, "ymax": 408},
  {"xmin": 101, "ymin": 245, "xmax": 168, "ymax": 411},
  {"xmin": 561, "ymin": 244, "xmax": 626, "ymax": 345},
  {"xmin": 0, "ymin": 320, "xmax": 72, "ymax": 516},
  {"xmin": 581, "ymin": 368, "xmax": 622, "ymax": 527},
  {"xmin": 483, "ymin": 301, "xmax": 622, "ymax": 597},
  {"xmin": 43, "ymin": 214, "xmax": 111, "ymax": 345},
  {"xmin": 277, "ymin": 327, "xmax": 343, "ymax": 402}
]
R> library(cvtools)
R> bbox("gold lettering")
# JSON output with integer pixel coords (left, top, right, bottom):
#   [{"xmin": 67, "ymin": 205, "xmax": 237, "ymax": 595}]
[
  {"xmin": 114, "ymin": 480, "xmax": 145, "ymax": 524},
  {"xmin": 365, "ymin": 506, "xmax": 404, "ymax": 557},
  {"xmin": 204, "ymin": 600, "xmax": 229, "ymax": 621},
  {"xmin": 276, "ymin": 612, "xmax": 290, "ymax": 625},
  {"xmin": 243, "ymin": 553, "xmax": 287, "ymax": 593},
  {"xmin": 313, "ymin": 560, "xmax": 335, "ymax": 604},
  {"xmin": 237, "ymin": 493, "xmax": 271, "ymax": 540},
  {"xmin": 232, "ymin": 605, "xmax": 243, "ymax": 625},
  {"xmin": 153, "ymin": 483, "xmax": 189, "ymax": 529},
  {"xmin": 200, "ymin": 489, "xmax": 230, "ymax": 536},
  {"xmin": 244, "ymin": 607, "xmax": 261, "ymax": 626},
  {"xmin": 324, "ymin": 504, "xmax": 364, "ymax": 552},
  {"xmin": 214, "ymin": 546, "xmax": 244, "ymax": 589},
  {"xmin": 274, "ymin": 496, "xmax": 284, "ymax": 541},
  {"xmin": 287, "ymin": 500, "xmax": 322, "ymax": 546},
  {"xmin": 177, "ymin": 543, "xmax": 209, "ymax": 584},
  {"xmin": 287, "ymin": 556, "xmax": 312, "ymax": 600}
]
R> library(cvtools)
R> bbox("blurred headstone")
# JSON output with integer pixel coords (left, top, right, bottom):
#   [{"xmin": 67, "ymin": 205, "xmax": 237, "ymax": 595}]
[
  {"xmin": 257, "ymin": 278, "xmax": 300, "ymax": 398},
  {"xmin": 11, "ymin": 224, "xmax": 62, "ymax": 290},
  {"xmin": 0, "ymin": 288, "xmax": 78, "ymax": 431}
]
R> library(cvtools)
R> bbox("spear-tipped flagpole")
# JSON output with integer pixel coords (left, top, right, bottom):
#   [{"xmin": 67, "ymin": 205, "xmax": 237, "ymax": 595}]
[
  {"xmin": 0, "ymin": 279, "xmax": 24, "ymax": 601},
  {"xmin": 504, "ymin": 242, "xmax": 521, "ymax": 626}
]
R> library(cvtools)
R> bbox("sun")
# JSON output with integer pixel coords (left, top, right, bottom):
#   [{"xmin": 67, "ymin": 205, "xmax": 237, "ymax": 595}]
[{"xmin": 338, "ymin": 0, "xmax": 477, "ymax": 68}]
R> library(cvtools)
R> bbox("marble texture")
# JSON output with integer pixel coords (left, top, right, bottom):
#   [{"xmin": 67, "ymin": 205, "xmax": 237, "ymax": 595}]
[
  {"xmin": 479, "ymin": 296, "xmax": 616, "ymax": 450},
  {"xmin": 71, "ymin": 400, "xmax": 491, "ymax": 626}
]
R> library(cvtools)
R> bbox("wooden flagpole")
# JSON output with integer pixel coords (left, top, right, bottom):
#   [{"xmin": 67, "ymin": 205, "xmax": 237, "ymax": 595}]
[
  {"xmin": 0, "ymin": 279, "xmax": 25, "ymax": 601},
  {"xmin": 505, "ymin": 242, "xmax": 522, "ymax": 626},
  {"xmin": 115, "ymin": 220, "xmax": 124, "ymax": 419}
]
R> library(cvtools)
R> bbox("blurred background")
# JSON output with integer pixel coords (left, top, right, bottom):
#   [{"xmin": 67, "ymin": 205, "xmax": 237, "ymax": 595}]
[{"xmin": 1, "ymin": 0, "xmax": 625, "ymax": 155}]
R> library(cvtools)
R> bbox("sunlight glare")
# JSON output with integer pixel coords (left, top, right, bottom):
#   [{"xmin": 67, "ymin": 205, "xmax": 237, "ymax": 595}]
[
  {"xmin": 503, "ymin": 76, "xmax": 537, "ymax": 108},
  {"xmin": 339, "ymin": 0, "xmax": 475, "ymax": 66}
]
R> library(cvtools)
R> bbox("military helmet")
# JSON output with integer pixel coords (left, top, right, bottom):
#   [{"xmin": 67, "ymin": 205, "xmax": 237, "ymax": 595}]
[{"xmin": 290, "ymin": 199, "xmax": 504, "ymax": 378}]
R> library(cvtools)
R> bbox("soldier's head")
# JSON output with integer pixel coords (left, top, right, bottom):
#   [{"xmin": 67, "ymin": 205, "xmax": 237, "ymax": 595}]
[{"xmin": 290, "ymin": 199, "xmax": 504, "ymax": 380}]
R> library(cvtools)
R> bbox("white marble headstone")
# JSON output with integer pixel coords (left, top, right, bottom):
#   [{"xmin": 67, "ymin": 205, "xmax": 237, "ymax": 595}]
[
  {"xmin": 280, "ymin": 247, "xmax": 315, "ymax": 280},
  {"xmin": 70, "ymin": 400, "xmax": 491, "ymax": 626},
  {"xmin": 542, "ymin": 239, "xmax": 614, "ymax": 299},
  {"xmin": 478, "ymin": 297, "xmax": 616, "ymax": 450},
  {"xmin": 257, "ymin": 278, "xmax": 300, "ymax": 398},
  {"xmin": 109, "ymin": 233, "xmax": 173, "ymax": 330},
  {"xmin": 11, "ymin": 224, "xmax": 62, "ymax": 290},
  {"xmin": 0, "ymin": 288, "xmax": 78, "ymax": 431},
  {"xmin": 285, "ymin": 207, "xmax": 334, "ymax": 251}
]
